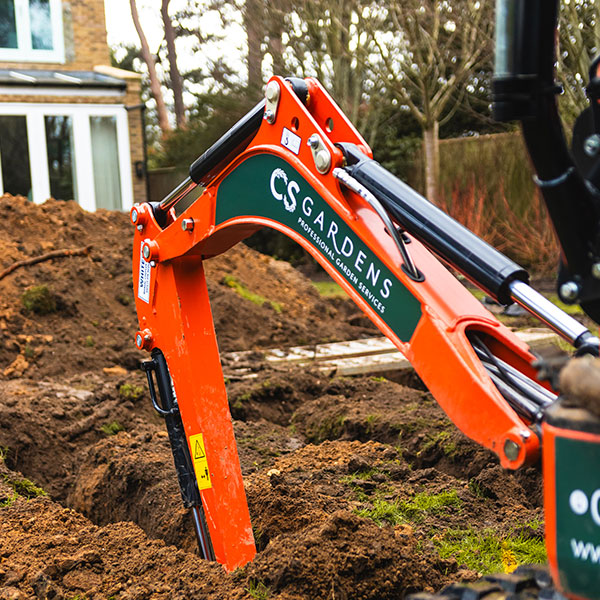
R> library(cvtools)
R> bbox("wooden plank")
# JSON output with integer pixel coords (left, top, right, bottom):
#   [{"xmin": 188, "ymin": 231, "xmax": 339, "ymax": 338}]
[{"xmin": 222, "ymin": 328, "xmax": 560, "ymax": 379}]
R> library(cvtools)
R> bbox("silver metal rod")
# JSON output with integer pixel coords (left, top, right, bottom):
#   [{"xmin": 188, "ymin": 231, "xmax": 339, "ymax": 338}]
[
  {"xmin": 192, "ymin": 505, "xmax": 215, "ymax": 560},
  {"xmin": 509, "ymin": 280, "xmax": 591, "ymax": 346},
  {"xmin": 488, "ymin": 352, "xmax": 556, "ymax": 405},
  {"xmin": 487, "ymin": 370, "xmax": 543, "ymax": 422},
  {"xmin": 333, "ymin": 168, "xmax": 420, "ymax": 279},
  {"xmin": 159, "ymin": 176, "xmax": 198, "ymax": 213}
]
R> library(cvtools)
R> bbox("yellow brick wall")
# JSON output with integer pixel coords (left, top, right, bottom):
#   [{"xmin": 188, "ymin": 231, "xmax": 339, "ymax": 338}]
[
  {"xmin": 2, "ymin": 0, "xmax": 110, "ymax": 71},
  {"xmin": 0, "ymin": 1, "xmax": 148, "ymax": 206},
  {"xmin": 124, "ymin": 79, "xmax": 148, "ymax": 205}
]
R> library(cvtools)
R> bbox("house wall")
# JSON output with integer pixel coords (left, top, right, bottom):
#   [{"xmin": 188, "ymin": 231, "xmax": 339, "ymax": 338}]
[
  {"xmin": 0, "ymin": 0, "xmax": 147, "ymax": 205},
  {"xmin": 1, "ymin": 0, "xmax": 110, "ymax": 72}
]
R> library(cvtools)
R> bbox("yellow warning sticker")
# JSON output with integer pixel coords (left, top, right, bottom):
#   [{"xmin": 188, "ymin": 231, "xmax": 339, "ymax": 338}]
[{"xmin": 189, "ymin": 433, "xmax": 212, "ymax": 490}]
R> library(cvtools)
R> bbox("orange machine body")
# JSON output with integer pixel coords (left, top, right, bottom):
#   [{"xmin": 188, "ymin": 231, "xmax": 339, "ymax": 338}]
[
  {"xmin": 543, "ymin": 407, "xmax": 600, "ymax": 599},
  {"xmin": 132, "ymin": 77, "xmax": 545, "ymax": 571}
]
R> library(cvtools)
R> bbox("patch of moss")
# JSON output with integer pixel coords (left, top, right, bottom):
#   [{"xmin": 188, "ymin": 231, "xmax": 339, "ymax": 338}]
[
  {"xmin": 223, "ymin": 275, "xmax": 282, "ymax": 313},
  {"xmin": 100, "ymin": 421, "xmax": 125, "ymax": 436},
  {"xmin": 119, "ymin": 383, "xmax": 144, "ymax": 401},
  {"xmin": 84, "ymin": 335, "xmax": 95, "ymax": 347},
  {"xmin": 21, "ymin": 285, "xmax": 57, "ymax": 314},
  {"xmin": 547, "ymin": 294, "xmax": 584, "ymax": 316},
  {"xmin": 305, "ymin": 413, "xmax": 347, "ymax": 443},
  {"xmin": 357, "ymin": 490, "xmax": 461, "ymax": 526},
  {"xmin": 245, "ymin": 580, "xmax": 271, "ymax": 600},
  {"xmin": 434, "ymin": 527, "xmax": 547, "ymax": 574},
  {"xmin": 365, "ymin": 414, "xmax": 380, "ymax": 434},
  {"xmin": 311, "ymin": 280, "xmax": 348, "ymax": 298},
  {"xmin": 3, "ymin": 474, "xmax": 46, "ymax": 499},
  {"xmin": 0, "ymin": 492, "xmax": 18, "ymax": 508}
]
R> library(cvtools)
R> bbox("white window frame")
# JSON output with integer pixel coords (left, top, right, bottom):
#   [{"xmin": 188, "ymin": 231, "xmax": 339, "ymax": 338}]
[
  {"xmin": 0, "ymin": 103, "xmax": 134, "ymax": 212},
  {"xmin": 0, "ymin": 0, "xmax": 65, "ymax": 63}
]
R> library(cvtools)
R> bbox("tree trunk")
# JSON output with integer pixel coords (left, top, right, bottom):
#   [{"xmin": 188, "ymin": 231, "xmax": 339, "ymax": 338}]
[
  {"xmin": 244, "ymin": 0, "xmax": 264, "ymax": 96},
  {"xmin": 129, "ymin": 0, "xmax": 171, "ymax": 136},
  {"xmin": 423, "ymin": 120, "xmax": 440, "ymax": 205},
  {"xmin": 161, "ymin": 0, "xmax": 187, "ymax": 129}
]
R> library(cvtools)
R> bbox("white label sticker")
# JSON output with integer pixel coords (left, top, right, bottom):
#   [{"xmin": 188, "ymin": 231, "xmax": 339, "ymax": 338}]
[
  {"xmin": 281, "ymin": 127, "xmax": 301, "ymax": 155},
  {"xmin": 137, "ymin": 245, "xmax": 151, "ymax": 303}
]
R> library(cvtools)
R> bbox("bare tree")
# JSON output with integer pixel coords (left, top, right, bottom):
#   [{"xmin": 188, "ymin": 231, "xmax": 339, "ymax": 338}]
[
  {"xmin": 369, "ymin": 0, "xmax": 494, "ymax": 204},
  {"xmin": 267, "ymin": 0, "xmax": 387, "ymax": 147},
  {"xmin": 129, "ymin": 0, "xmax": 171, "ymax": 136},
  {"xmin": 161, "ymin": 0, "xmax": 187, "ymax": 129},
  {"xmin": 243, "ymin": 0, "xmax": 265, "ymax": 95}
]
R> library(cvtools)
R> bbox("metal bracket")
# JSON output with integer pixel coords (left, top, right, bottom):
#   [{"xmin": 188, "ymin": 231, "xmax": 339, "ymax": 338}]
[
  {"xmin": 307, "ymin": 134, "xmax": 332, "ymax": 174},
  {"xmin": 264, "ymin": 80, "xmax": 280, "ymax": 124}
]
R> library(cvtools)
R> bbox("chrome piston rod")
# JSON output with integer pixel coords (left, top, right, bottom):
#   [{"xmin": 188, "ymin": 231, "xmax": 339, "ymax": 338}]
[{"xmin": 509, "ymin": 280, "xmax": 596, "ymax": 348}]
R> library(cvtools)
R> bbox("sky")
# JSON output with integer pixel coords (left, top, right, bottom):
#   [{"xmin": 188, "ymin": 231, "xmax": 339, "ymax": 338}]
[
  {"xmin": 102, "ymin": 0, "xmax": 246, "ymax": 85},
  {"xmin": 104, "ymin": 0, "xmax": 163, "ymax": 52}
]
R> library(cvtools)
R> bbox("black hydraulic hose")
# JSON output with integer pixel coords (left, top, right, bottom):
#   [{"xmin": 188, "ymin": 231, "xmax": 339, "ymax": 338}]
[
  {"xmin": 189, "ymin": 99, "xmax": 266, "ymax": 186},
  {"xmin": 470, "ymin": 335, "xmax": 554, "ymax": 409},
  {"xmin": 339, "ymin": 143, "xmax": 528, "ymax": 305}
]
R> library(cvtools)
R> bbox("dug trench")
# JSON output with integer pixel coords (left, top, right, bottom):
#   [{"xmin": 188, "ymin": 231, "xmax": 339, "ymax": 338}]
[{"xmin": 0, "ymin": 196, "xmax": 547, "ymax": 599}]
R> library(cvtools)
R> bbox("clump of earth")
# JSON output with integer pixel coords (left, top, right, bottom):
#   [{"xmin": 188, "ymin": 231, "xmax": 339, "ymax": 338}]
[{"xmin": 0, "ymin": 195, "xmax": 543, "ymax": 599}]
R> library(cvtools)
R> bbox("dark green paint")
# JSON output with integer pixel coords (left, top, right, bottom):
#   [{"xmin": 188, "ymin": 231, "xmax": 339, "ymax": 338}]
[
  {"xmin": 216, "ymin": 154, "xmax": 422, "ymax": 342},
  {"xmin": 555, "ymin": 436, "xmax": 600, "ymax": 599}
]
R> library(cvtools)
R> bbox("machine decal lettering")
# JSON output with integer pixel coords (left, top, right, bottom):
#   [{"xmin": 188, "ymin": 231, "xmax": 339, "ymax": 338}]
[
  {"xmin": 555, "ymin": 437, "xmax": 600, "ymax": 599},
  {"xmin": 189, "ymin": 433, "xmax": 212, "ymax": 491},
  {"xmin": 215, "ymin": 154, "xmax": 422, "ymax": 342},
  {"xmin": 137, "ymin": 245, "xmax": 151, "ymax": 304}
]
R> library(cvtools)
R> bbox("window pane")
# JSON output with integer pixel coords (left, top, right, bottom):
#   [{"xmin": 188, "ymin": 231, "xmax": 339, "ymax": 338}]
[
  {"xmin": 0, "ymin": 116, "xmax": 32, "ymax": 199},
  {"xmin": 90, "ymin": 116, "xmax": 122, "ymax": 210},
  {"xmin": 45, "ymin": 116, "xmax": 77, "ymax": 202},
  {"xmin": 30, "ymin": 0, "xmax": 53, "ymax": 50},
  {"xmin": 0, "ymin": 0, "xmax": 18, "ymax": 48}
]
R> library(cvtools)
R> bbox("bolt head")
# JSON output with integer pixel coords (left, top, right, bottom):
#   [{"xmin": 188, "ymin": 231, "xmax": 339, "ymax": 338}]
[
  {"xmin": 307, "ymin": 135, "xmax": 320, "ymax": 149},
  {"xmin": 137, "ymin": 224, "xmax": 144, "ymax": 232},
  {"xmin": 265, "ymin": 81, "xmax": 280, "ymax": 102},
  {"xmin": 264, "ymin": 109, "xmax": 275, "ymax": 124},
  {"xmin": 585, "ymin": 134, "xmax": 600, "ymax": 157},
  {"xmin": 560, "ymin": 280, "xmax": 580, "ymax": 302},
  {"xmin": 315, "ymin": 149, "xmax": 331, "ymax": 173},
  {"xmin": 503, "ymin": 439, "xmax": 521, "ymax": 462},
  {"xmin": 181, "ymin": 218, "xmax": 194, "ymax": 232},
  {"xmin": 142, "ymin": 244, "xmax": 150, "ymax": 260},
  {"xmin": 131, "ymin": 208, "xmax": 138, "ymax": 224},
  {"xmin": 135, "ymin": 333, "xmax": 143, "ymax": 348}
]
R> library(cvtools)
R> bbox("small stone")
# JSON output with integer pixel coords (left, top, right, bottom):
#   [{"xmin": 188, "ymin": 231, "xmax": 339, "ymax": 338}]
[
  {"xmin": 3, "ymin": 354, "xmax": 29, "ymax": 378},
  {"xmin": 103, "ymin": 365, "xmax": 127, "ymax": 376}
]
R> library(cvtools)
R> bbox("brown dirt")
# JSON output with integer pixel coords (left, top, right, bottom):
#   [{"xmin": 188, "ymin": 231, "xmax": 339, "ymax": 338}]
[{"xmin": 0, "ymin": 196, "xmax": 544, "ymax": 599}]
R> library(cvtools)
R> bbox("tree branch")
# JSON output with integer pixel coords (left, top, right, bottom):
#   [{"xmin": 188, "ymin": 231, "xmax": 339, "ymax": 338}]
[{"xmin": 0, "ymin": 246, "xmax": 93, "ymax": 281}]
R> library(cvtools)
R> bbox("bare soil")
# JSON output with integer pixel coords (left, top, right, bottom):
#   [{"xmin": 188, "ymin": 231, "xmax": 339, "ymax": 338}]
[{"xmin": 0, "ymin": 196, "xmax": 543, "ymax": 600}]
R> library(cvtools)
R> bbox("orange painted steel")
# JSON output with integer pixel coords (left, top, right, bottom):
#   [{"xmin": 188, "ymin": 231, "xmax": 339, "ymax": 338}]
[
  {"xmin": 543, "ymin": 421, "xmax": 600, "ymax": 600},
  {"xmin": 133, "ymin": 76, "xmax": 543, "ymax": 570}
]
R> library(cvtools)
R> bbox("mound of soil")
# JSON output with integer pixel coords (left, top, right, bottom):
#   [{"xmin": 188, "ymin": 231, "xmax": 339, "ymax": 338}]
[
  {"xmin": 0, "ymin": 195, "xmax": 374, "ymax": 380},
  {"xmin": 0, "ymin": 196, "xmax": 545, "ymax": 599}
]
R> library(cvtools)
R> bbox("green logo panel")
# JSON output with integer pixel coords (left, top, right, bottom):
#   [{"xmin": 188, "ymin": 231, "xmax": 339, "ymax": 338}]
[
  {"xmin": 555, "ymin": 436, "xmax": 600, "ymax": 599},
  {"xmin": 215, "ymin": 154, "xmax": 422, "ymax": 342}
]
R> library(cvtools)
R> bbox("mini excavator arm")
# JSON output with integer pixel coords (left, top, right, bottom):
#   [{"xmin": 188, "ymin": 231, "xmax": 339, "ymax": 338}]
[{"xmin": 131, "ymin": 73, "xmax": 599, "ymax": 579}]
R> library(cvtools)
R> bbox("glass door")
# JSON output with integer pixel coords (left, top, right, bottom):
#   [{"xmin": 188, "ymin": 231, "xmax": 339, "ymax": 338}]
[
  {"xmin": 44, "ymin": 115, "xmax": 77, "ymax": 202},
  {"xmin": 0, "ymin": 115, "xmax": 33, "ymax": 200}
]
